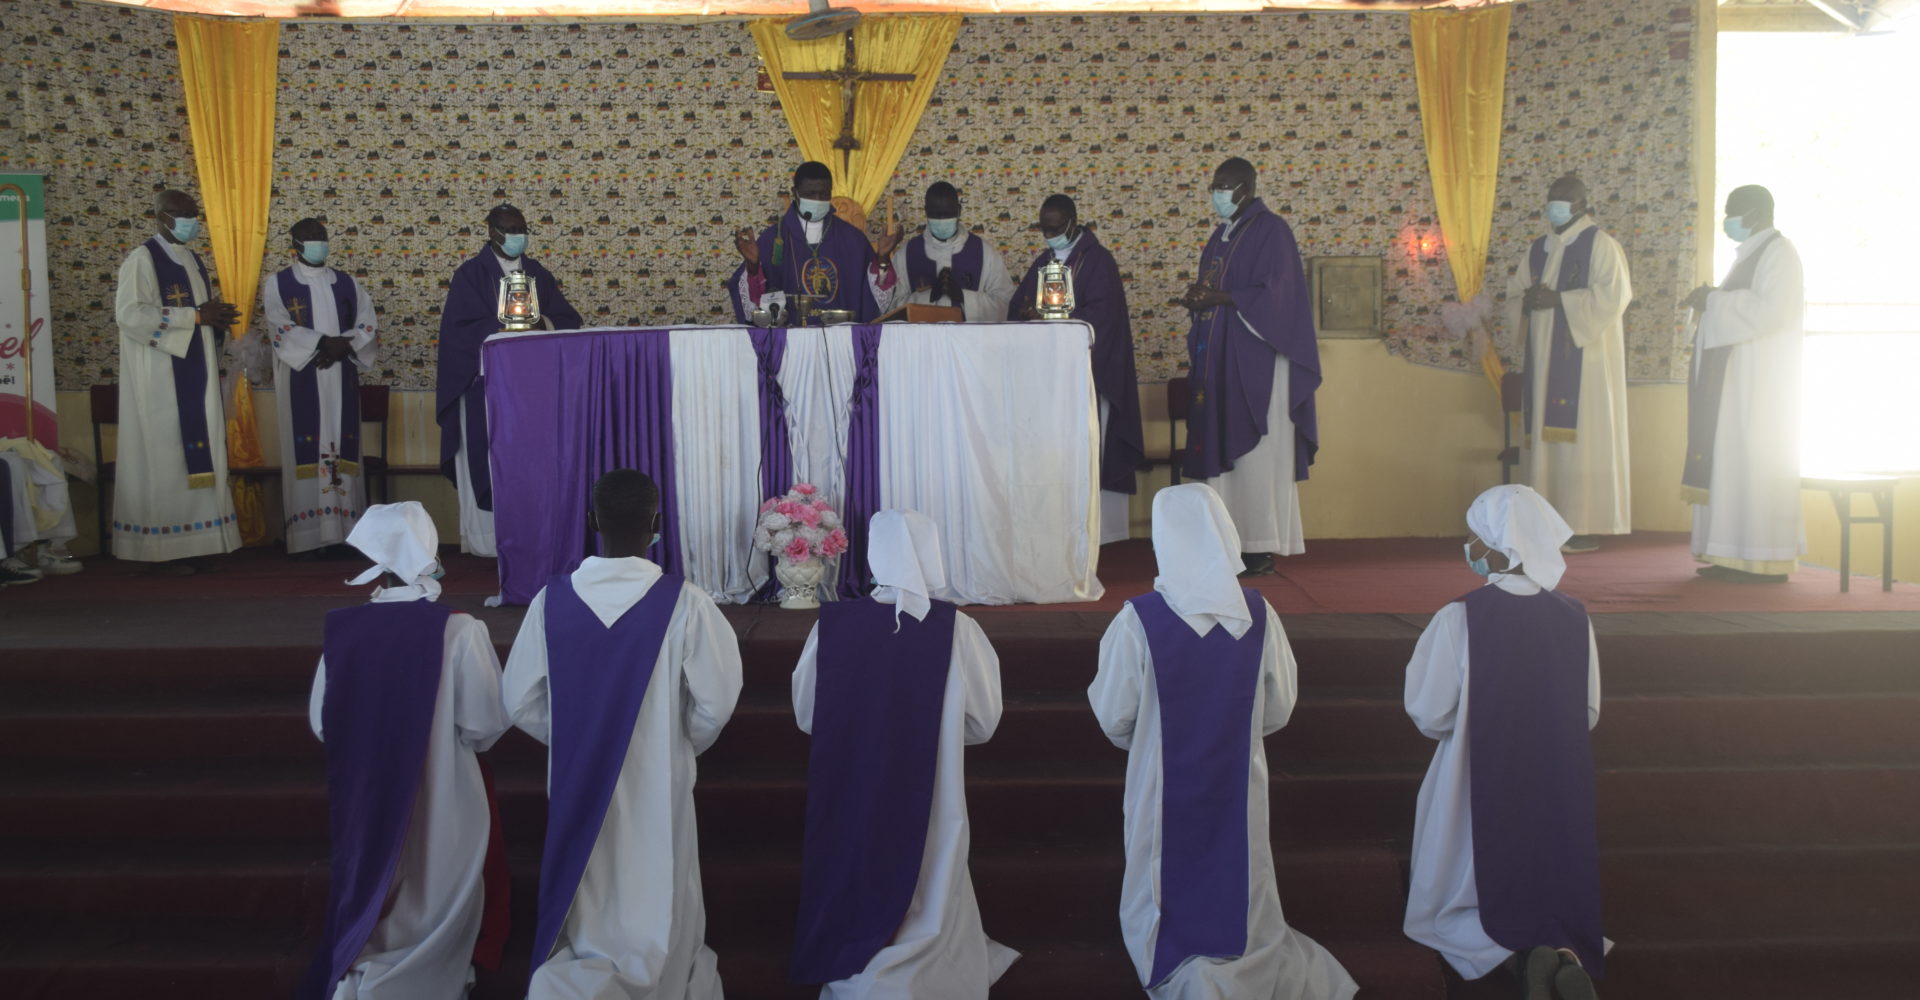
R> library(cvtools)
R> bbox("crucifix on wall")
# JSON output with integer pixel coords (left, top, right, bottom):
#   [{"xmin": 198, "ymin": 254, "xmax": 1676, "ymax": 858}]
[{"xmin": 781, "ymin": 31, "xmax": 916, "ymax": 176}]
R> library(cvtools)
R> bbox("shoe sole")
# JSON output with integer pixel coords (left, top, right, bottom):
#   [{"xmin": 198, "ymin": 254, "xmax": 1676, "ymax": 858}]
[{"xmin": 1522, "ymin": 946, "xmax": 1559, "ymax": 1000}]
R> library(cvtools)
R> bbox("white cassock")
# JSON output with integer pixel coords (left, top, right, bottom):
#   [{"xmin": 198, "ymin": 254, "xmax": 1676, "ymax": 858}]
[
  {"xmin": 111, "ymin": 238, "xmax": 241, "ymax": 560},
  {"xmin": 0, "ymin": 443, "xmax": 77, "ymax": 555},
  {"xmin": 263, "ymin": 261, "xmax": 380, "ymax": 554},
  {"xmin": 1401, "ymin": 572, "xmax": 1602, "ymax": 979},
  {"xmin": 503, "ymin": 556, "xmax": 744, "ymax": 1000},
  {"xmin": 1504, "ymin": 217, "xmax": 1633, "ymax": 536},
  {"xmin": 877, "ymin": 230, "xmax": 1017, "ymax": 323},
  {"xmin": 790, "ymin": 596, "xmax": 1019, "ymax": 998},
  {"xmin": 308, "ymin": 583, "xmax": 509, "ymax": 1000},
  {"xmin": 1201, "ymin": 353, "xmax": 1301, "ymax": 556},
  {"xmin": 734, "ymin": 216, "xmax": 895, "ymax": 319},
  {"xmin": 1090, "ymin": 600, "xmax": 1357, "ymax": 1000},
  {"xmin": 1691, "ymin": 228, "xmax": 1806, "ymax": 574}
]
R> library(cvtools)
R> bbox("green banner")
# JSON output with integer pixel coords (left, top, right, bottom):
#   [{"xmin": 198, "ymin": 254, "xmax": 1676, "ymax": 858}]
[{"xmin": 0, "ymin": 173, "xmax": 46, "ymax": 223}]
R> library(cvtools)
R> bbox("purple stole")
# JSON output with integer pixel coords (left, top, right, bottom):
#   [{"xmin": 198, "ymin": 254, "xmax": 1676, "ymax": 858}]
[
  {"xmin": 1461, "ymin": 585, "xmax": 1605, "ymax": 975},
  {"xmin": 1180, "ymin": 201, "xmax": 1321, "ymax": 483},
  {"xmin": 530, "ymin": 571, "xmax": 684, "ymax": 970},
  {"xmin": 276, "ymin": 268, "xmax": 363, "ymax": 480},
  {"xmin": 1525, "ymin": 227, "xmax": 1601, "ymax": 443},
  {"xmin": 1130, "ymin": 588, "xmax": 1266, "ymax": 987},
  {"xmin": 301, "ymin": 599, "xmax": 456, "ymax": 1000},
  {"xmin": 1682, "ymin": 233, "xmax": 1780, "ymax": 504},
  {"xmin": 141, "ymin": 238, "xmax": 219, "ymax": 489},
  {"xmin": 727, "ymin": 208, "xmax": 881, "ymax": 322},
  {"xmin": 904, "ymin": 233, "xmax": 986, "ymax": 308},
  {"xmin": 790, "ymin": 597, "xmax": 958, "ymax": 984}
]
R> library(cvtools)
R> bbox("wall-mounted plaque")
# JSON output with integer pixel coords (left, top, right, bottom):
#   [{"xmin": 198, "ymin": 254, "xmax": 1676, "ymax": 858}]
[{"xmin": 1309, "ymin": 255, "xmax": 1383, "ymax": 339}]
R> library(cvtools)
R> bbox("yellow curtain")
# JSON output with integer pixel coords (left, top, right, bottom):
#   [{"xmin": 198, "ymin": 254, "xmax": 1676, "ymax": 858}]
[
  {"xmin": 175, "ymin": 15, "xmax": 279, "ymax": 544},
  {"xmin": 1411, "ymin": 7, "xmax": 1510, "ymax": 394},
  {"xmin": 749, "ymin": 15, "xmax": 961, "ymax": 215}
]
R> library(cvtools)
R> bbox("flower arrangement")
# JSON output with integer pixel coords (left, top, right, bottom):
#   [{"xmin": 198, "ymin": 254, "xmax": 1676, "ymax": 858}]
[{"xmin": 754, "ymin": 483, "xmax": 850, "ymax": 565}]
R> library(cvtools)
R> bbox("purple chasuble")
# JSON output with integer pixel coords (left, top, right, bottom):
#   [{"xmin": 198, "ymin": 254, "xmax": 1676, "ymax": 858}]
[
  {"xmin": 1461, "ymin": 585, "xmax": 1605, "ymax": 975},
  {"xmin": 530, "ymin": 571, "xmax": 683, "ymax": 970},
  {"xmin": 1179, "ymin": 201, "xmax": 1321, "ymax": 483},
  {"xmin": 904, "ymin": 233, "xmax": 986, "ymax": 310},
  {"xmin": 435, "ymin": 249, "xmax": 584, "ymax": 510},
  {"xmin": 727, "ymin": 208, "xmax": 881, "ymax": 322},
  {"xmin": 838, "ymin": 326, "xmax": 884, "ymax": 598},
  {"xmin": 276, "ymin": 268, "xmax": 363, "ymax": 475},
  {"xmin": 1012, "ymin": 229, "xmax": 1146, "ymax": 495},
  {"xmin": 141, "ymin": 238, "xmax": 219, "ymax": 487},
  {"xmin": 1131, "ymin": 588, "xmax": 1267, "ymax": 987},
  {"xmin": 1524, "ymin": 228, "xmax": 1600, "ymax": 440},
  {"xmin": 790, "ymin": 597, "xmax": 958, "ymax": 984},
  {"xmin": 751, "ymin": 328, "xmax": 794, "ymax": 601},
  {"xmin": 301, "ymin": 599, "xmax": 456, "ymax": 1000},
  {"xmin": 1683, "ymin": 233, "xmax": 1781, "ymax": 501}
]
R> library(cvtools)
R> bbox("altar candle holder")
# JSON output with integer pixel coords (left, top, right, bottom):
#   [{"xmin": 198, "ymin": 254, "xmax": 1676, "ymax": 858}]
[
  {"xmin": 497, "ymin": 271, "xmax": 541, "ymax": 331},
  {"xmin": 1037, "ymin": 259, "xmax": 1075, "ymax": 319}
]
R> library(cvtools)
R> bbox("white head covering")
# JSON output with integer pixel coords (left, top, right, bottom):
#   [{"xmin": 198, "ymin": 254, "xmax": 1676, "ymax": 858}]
[
  {"xmin": 1151, "ymin": 483, "xmax": 1254, "ymax": 638},
  {"xmin": 1465, "ymin": 484, "xmax": 1575, "ymax": 591},
  {"xmin": 345, "ymin": 501, "xmax": 444, "ymax": 601},
  {"xmin": 866, "ymin": 509, "xmax": 947, "ymax": 631}
]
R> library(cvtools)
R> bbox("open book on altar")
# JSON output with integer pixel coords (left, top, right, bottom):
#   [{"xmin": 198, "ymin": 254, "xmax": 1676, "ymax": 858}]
[{"xmin": 875, "ymin": 302, "xmax": 965, "ymax": 324}]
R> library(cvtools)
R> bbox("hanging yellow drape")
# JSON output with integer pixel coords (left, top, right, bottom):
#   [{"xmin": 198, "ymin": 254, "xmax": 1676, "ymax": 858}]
[
  {"xmin": 175, "ymin": 15, "xmax": 279, "ymax": 545},
  {"xmin": 1411, "ymin": 7, "xmax": 1511, "ymax": 395},
  {"xmin": 749, "ymin": 15, "xmax": 961, "ymax": 215}
]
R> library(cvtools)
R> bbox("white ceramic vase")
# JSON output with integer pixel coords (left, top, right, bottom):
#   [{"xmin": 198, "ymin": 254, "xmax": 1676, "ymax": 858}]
[{"xmin": 775, "ymin": 557, "xmax": 825, "ymax": 610}]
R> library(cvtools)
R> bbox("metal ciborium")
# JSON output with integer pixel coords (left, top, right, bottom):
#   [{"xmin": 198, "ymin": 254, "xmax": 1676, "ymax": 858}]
[
  {"xmin": 497, "ymin": 271, "xmax": 541, "ymax": 332},
  {"xmin": 1036, "ymin": 258, "xmax": 1075, "ymax": 319}
]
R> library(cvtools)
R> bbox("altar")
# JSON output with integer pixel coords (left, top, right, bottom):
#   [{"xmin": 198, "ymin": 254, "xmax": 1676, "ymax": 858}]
[{"xmin": 481, "ymin": 322, "xmax": 1105, "ymax": 606}]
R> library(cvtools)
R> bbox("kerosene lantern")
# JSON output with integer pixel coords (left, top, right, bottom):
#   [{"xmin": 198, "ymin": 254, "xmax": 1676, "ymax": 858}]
[
  {"xmin": 497, "ymin": 271, "xmax": 541, "ymax": 331},
  {"xmin": 1036, "ymin": 259, "xmax": 1075, "ymax": 319}
]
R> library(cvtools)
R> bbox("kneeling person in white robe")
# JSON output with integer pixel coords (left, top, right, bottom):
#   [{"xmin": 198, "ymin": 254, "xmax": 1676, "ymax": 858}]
[
  {"xmin": 1090, "ymin": 484, "xmax": 1357, "ymax": 1000},
  {"xmin": 503, "ymin": 468, "xmax": 744, "ymax": 1000},
  {"xmin": 789, "ymin": 509, "xmax": 1019, "ymax": 999},
  {"xmin": 1402, "ymin": 485, "xmax": 1604, "ymax": 1000},
  {"xmin": 303, "ymin": 502, "xmax": 510, "ymax": 1000},
  {"xmin": 0, "ymin": 442, "xmax": 81, "ymax": 581}
]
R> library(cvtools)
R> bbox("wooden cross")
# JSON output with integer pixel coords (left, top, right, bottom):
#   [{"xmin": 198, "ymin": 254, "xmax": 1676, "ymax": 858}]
[
  {"xmin": 781, "ymin": 31, "xmax": 916, "ymax": 175},
  {"xmin": 287, "ymin": 298, "xmax": 308, "ymax": 325},
  {"xmin": 165, "ymin": 284, "xmax": 192, "ymax": 307}
]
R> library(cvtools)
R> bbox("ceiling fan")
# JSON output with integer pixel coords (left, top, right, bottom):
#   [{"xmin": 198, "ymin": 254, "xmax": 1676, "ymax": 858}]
[{"xmin": 786, "ymin": 0, "xmax": 863, "ymax": 40}]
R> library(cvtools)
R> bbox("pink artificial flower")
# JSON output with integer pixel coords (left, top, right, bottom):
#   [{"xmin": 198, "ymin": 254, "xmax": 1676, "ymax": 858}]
[
  {"xmin": 777, "ymin": 501, "xmax": 801, "ymax": 517},
  {"xmin": 795, "ymin": 506, "xmax": 822, "ymax": 527},
  {"xmin": 811, "ymin": 499, "xmax": 832, "ymax": 512},
  {"xmin": 784, "ymin": 535, "xmax": 814, "ymax": 561},
  {"xmin": 819, "ymin": 528, "xmax": 849, "ymax": 557},
  {"xmin": 759, "ymin": 498, "xmax": 779, "ymax": 514},
  {"xmin": 793, "ymin": 482, "xmax": 818, "ymax": 495}
]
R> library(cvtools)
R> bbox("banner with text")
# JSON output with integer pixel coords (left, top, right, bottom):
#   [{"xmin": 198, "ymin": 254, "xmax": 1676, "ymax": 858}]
[{"xmin": 0, "ymin": 173, "xmax": 56, "ymax": 451}]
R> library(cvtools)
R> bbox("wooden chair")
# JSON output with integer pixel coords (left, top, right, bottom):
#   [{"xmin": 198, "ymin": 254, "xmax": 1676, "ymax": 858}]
[
  {"xmin": 358, "ymin": 384, "xmax": 393, "ymax": 505},
  {"xmin": 1498, "ymin": 372, "xmax": 1525, "ymax": 484},
  {"xmin": 1150, "ymin": 377, "xmax": 1192, "ymax": 485},
  {"xmin": 89, "ymin": 385, "xmax": 117, "ymax": 550}
]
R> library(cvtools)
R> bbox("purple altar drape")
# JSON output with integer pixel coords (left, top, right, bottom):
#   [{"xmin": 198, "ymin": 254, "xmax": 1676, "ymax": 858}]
[
  {"xmin": 838, "ymin": 326, "xmax": 884, "ymax": 599},
  {"xmin": 484, "ymin": 329, "xmax": 682, "ymax": 605},
  {"xmin": 750, "ymin": 328, "xmax": 792, "ymax": 602}
]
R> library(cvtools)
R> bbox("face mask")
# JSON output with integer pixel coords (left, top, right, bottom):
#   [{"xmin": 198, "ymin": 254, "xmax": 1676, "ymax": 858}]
[
  {"xmin": 1723, "ymin": 216, "xmax": 1752, "ymax": 243},
  {"xmin": 927, "ymin": 217, "xmax": 960, "ymax": 241},
  {"xmin": 1546, "ymin": 200, "xmax": 1574, "ymax": 228},
  {"xmin": 1463, "ymin": 540, "xmax": 1492, "ymax": 578},
  {"xmin": 795, "ymin": 197, "xmax": 832, "ymax": 221},
  {"xmin": 298, "ymin": 240, "xmax": 329, "ymax": 266},
  {"xmin": 1211, "ymin": 189, "xmax": 1241, "ymax": 220},
  {"xmin": 1045, "ymin": 229, "xmax": 1075, "ymax": 253},
  {"xmin": 650, "ymin": 532, "xmax": 662, "ymax": 549},
  {"xmin": 497, "ymin": 232, "xmax": 528, "ymax": 258},
  {"xmin": 169, "ymin": 216, "xmax": 200, "ymax": 242}
]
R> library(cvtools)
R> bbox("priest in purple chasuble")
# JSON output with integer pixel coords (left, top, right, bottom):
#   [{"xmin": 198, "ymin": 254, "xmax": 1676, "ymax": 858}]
[
  {"xmin": 1012, "ymin": 194, "xmax": 1146, "ymax": 545},
  {"xmin": 1403, "ymin": 485, "xmax": 1606, "ymax": 999},
  {"xmin": 501, "ymin": 469, "xmax": 743, "ymax": 1000},
  {"xmin": 729, "ymin": 161, "xmax": 899, "ymax": 324},
  {"xmin": 303, "ymin": 502, "xmax": 511, "ymax": 1000},
  {"xmin": 875, "ymin": 181, "xmax": 1018, "ymax": 323},
  {"xmin": 1175, "ymin": 159, "xmax": 1322, "ymax": 578},
  {"xmin": 1504, "ymin": 174, "xmax": 1633, "ymax": 553},
  {"xmin": 264, "ymin": 218, "xmax": 380, "ymax": 556},
  {"xmin": 1090, "ymin": 484, "xmax": 1357, "ymax": 1000},
  {"xmin": 435, "ymin": 203, "xmax": 584, "ymax": 559},
  {"xmin": 789, "ymin": 509, "xmax": 1018, "ymax": 997},
  {"xmin": 1680, "ymin": 184, "xmax": 1806, "ymax": 584},
  {"xmin": 110, "ymin": 190, "xmax": 243, "ymax": 571}
]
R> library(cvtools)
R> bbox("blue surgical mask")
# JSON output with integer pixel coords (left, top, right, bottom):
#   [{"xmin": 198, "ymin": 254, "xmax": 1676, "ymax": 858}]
[
  {"xmin": 299, "ymin": 240, "xmax": 329, "ymax": 266},
  {"xmin": 1723, "ymin": 216, "xmax": 1752, "ymax": 243},
  {"xmin": 795, "ymin": 197, "xmax": 832, "ymax": 222},
  {"xmin": 1463, "ymin": 540, "xmax": 1492, "ymax": 578},
  {"xmin": 1211, "ymin": 189, "xmax": 1240, "ymax": 220},
  {"xmin": 650, "ymin": 532, "xmax": 662, "ymax": 549},
  {"xmin": 1045, "ymin": 230, "xmax": 1075, "ymax": 253},
  {"xmin": 1546, "ymin": 200, "xmax": 1574, "ymax": 228},
  {"xmin": 497, "ymin": 232, "xmax": 528, "ymax": 258},
  {"xmin": 927, "ymin": 217, "xmax": 960, "ymax": 241},
  {"xmin": 169, "ymin": 216, "xmax": 200, "ymax": 242}
]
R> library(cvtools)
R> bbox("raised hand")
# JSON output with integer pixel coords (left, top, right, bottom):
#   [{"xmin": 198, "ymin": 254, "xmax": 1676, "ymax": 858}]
[{"xmin": 734, "ymin": 227, "xmax": 760, "ymax": 269}]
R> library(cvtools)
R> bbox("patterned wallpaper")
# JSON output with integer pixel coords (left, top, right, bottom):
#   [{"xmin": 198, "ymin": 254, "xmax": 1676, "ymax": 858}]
[{"xmin": 2, "ymin": 0, "xmax": 1697, "ymax": 391}]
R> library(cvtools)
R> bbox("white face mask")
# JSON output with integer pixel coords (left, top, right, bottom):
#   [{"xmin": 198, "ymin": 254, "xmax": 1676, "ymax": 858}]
[{"xmin": 795, "ymin": 197, "xmax": 832, "ymax": 221}]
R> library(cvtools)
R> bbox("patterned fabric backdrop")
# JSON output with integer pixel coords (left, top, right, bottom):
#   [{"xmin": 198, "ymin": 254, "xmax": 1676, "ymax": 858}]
[{"xmin": 2, "ymin": 0, "xmax": 1697, "ymax": 391}]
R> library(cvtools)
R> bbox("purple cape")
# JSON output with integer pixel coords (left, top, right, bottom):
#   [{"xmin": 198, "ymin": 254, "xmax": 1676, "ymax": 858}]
[
  {"xmin": 1012, "ymin": 229, "xmax": 1146, "ymax": 495},
  {"xmin": 301, "ymin": 599, "xmax": 456, "ymax": 1000},
  {"xmin": 1180, "ymin": 200, "xmax": 1320, "ymax": 483},
  {"xmin": 530, "ymin": 571, "xmax": 683, "ymax": 970},
  {"xmin": 275, "ymin": 267, "xmax": 362, "ymax": 473},
  {"xmin": 1131, "ymin": 588, "xmax": 1266, "ymax": 987},
  {"xmin": 791, "ymin": 597, "xmax": 957, "ymax": 984},
  {"xmin": 1683, "ymin": 233, "xmax": 1781, "ymax": 500},
  {"xmin": 1462, "ymin": 585, "xmax": 1605, "ymax": 976},
  {"xmin": 141, "ymin": 238, "xmax": 218, "ymax": 486},
  {"xmin": 435, "ymin": 248, "xmax": 584, "ymax": 508},
  {"xmin": 727, "ymin": 207, "xmax": 881, "ymax": 323},
  {"xmin": 1525, "ymin": 227, "xmax": 1600, "ymax": 439}
]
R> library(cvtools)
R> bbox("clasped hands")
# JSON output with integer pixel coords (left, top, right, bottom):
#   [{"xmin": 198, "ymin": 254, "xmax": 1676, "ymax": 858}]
[
  {"xmin": 314, "ymin": 336, "xmax": 354, "ymax": 369},
  {"xmin": 195, "ymin": 299, "xmax": 241, "ymax": 331},
  {"xmin": 1680, "ymin": 284, "xmax": 1715, "ymax": 313},
  {"xmin": 1522, "ymin": 284, "xmax": 1563, "ymax": 312},
  {"xmin": 1174, "ymin": 282, "xmax": 1233, "ymax": 311}
]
